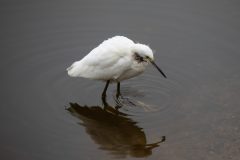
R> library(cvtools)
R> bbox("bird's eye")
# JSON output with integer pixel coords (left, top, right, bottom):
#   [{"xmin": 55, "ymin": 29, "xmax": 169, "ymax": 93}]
[
  {"xmin": 134, "ymin": 52, "xmax": 139, "ymax": 56},
  {"xmin": 146, "ymin": 56, "xmax": 149, "ymax": 59},
  {"xmin": 134, "ymin": 52, "xmax": 144, "ymax": 62}
]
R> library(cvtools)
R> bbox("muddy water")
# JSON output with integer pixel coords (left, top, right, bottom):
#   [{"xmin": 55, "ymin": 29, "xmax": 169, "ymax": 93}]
[{"xmin": 1, "ymin": 0, "xmax": 240, "ymax": 160}]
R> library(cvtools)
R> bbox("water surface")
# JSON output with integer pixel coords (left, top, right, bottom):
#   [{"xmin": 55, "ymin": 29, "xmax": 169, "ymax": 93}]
[{"xmin": 1, "ymin": 0, "xmax": 240, "ymax": 160}]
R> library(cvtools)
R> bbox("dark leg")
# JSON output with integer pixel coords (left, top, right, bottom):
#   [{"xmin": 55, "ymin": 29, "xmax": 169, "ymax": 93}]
[
  {"xmin": 102, "ymin": 80, "xmax": 110, "ymax": 98},
  {"xmin": 115, "ymin": 82, "xmax": 136, "ymax": 106},
  {"xmin": 102, "ymin": 93, "xmax": 109, "ymax": 107},
  {"xmin": 116, "ymin": 82, "xmax": 121, "ymax": 98}
]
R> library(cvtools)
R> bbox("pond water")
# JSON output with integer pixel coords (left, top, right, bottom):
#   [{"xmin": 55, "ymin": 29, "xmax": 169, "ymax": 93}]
[{"xmin": 1, "ymin": 0, "xmax": 240, "ymax": 159}]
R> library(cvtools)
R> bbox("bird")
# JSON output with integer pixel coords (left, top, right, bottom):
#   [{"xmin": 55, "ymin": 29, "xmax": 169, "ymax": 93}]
[{"xmin": 67, "ymin": 36, "xmax": 166, "ymax": 98}]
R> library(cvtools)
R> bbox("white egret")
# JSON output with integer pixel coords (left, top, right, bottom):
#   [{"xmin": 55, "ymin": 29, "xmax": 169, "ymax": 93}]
[{"xmin": 67, "ymin": 36, "xmax": 166, "ymax": 98}]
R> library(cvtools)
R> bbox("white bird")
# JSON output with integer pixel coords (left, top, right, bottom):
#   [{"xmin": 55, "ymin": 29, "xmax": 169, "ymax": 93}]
[{"xmin": 67, "ymin": 36, "xmax": 166, "ymax": 98}]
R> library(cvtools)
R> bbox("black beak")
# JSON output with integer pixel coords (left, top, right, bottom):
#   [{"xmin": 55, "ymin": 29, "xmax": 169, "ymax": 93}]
[{"xmin": 150, "ymin": 61, "xmax": 167, "ymax": 78}]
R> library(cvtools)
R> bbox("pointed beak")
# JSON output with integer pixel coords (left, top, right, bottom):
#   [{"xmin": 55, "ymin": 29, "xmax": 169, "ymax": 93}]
[{"xmin": 150, "ymin": 60, "xmax": 167, "ymax": 78}]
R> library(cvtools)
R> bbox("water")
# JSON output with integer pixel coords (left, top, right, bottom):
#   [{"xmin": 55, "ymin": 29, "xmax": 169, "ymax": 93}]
[{"xmin": 1, "ymin": 0, "xmax": 240, "ymax": 159}]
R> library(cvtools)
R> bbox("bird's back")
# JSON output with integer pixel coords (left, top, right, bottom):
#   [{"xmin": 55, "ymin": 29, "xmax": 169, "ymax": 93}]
[{"xmin": 67, "ymin": 36, "xmax": 135, "ymax": 81}]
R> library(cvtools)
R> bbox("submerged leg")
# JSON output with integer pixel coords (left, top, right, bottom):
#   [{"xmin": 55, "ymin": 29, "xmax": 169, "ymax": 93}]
[
  {"xmin": 116, "ymin": 82, "xmax": 121, "ymax": 98},
  {"xmin": 102, "ymin": 80, "xmax": 110, "ymax": 98}
]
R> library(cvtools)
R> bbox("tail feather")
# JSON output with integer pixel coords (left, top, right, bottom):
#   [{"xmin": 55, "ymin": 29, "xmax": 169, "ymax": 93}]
[
  {"xmin": 67, "ymin": 61, "xmax": 80, "ymax": 77},
  {"xmin": 66, "ymin": 65, "xmax": 73, "ymax": 71}
]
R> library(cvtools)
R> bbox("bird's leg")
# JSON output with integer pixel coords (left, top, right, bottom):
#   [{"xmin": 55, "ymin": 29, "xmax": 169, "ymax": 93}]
[
  {"xmin": 102, "ymin": 80, "xmax": 110, "ymax": 99},
  {"xmin": 115, "ymin": 82, "xmax": 136, "ymax": 106},
  {"xmin": 102, "ymin": 93, "xmax": 110, "ymax": 108},
  {"xmin": 116, "ymin": 82, "xmax": 121, "ymax": 98}
]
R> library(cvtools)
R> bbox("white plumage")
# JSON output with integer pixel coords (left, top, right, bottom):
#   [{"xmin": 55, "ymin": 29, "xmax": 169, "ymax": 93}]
[{"xmin": 67, "ymin": 36, "xmax": 166, "ymax": 97}]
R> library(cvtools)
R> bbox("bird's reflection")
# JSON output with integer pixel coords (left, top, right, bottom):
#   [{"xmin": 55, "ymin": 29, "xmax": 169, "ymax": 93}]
[{"xmin": 67, "ymin": 97, "xmax": 165, "ymax": 158}]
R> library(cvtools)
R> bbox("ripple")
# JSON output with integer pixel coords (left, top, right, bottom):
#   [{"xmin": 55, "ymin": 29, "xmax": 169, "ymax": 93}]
[{"xmin": 106, "ymin": 58, "xmax": 204, "ymax": 119}]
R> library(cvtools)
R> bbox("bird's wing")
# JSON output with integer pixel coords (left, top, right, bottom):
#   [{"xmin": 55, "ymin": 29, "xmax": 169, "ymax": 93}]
[
  {"xmin": 78, "ymin": 51, "xmax": 132, "ymax": 80},
  {"xmin": 67, "ymin": 36, "xmax": 134, "ymax": 80},
  {"xmin": 82, "ymin": 36, "xmax": 134, "ymax": 66}
]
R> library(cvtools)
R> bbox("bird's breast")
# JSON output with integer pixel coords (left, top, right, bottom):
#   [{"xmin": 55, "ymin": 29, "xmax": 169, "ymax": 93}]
[{"xmin": 116, "ymin": 61, "xmax": 148, "ymax": 81}]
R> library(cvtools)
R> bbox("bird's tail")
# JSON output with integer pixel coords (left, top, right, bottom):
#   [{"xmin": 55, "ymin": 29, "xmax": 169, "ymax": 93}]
[{"xmin": 66, "ymin": 61, "xmax": 79, "ymax": 77}]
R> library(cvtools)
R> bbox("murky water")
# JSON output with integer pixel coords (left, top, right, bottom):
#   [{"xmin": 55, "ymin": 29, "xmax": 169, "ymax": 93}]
[{"xmin": 1, "ymin": 0, "xmax": 240, "ymax": 159}]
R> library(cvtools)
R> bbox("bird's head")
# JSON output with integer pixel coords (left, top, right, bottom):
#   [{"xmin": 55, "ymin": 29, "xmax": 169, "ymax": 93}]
[
  {"xmin": 132, "ymin": 43, "xmax": 154, "ymax": 62},
  {"xmin": 132, "ymin": 43, "xmax": 167, "ymax": 78}
]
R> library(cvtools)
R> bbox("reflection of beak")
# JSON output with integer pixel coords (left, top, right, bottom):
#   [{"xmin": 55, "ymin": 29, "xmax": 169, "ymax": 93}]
[{"xmin": 150, "ymin": 60, "xmax": 167, "ymax": 78}]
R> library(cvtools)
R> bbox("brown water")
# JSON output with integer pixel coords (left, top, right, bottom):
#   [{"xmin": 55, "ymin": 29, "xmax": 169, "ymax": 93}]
[{"xmin": 1, "ymin": 0, "xmax": 240, "ymax": 159}]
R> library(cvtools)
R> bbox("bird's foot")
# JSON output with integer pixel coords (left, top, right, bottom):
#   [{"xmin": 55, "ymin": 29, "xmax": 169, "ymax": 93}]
[
  {"xmin": 115, "ymin": 94, "xmax": 136, "ymax": 107},
  {"xmin": 116, "ymin": 92, "xmax": 121, "ymax": 99}
]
